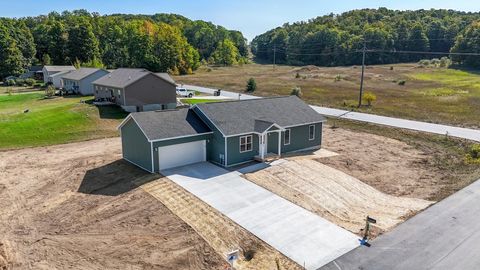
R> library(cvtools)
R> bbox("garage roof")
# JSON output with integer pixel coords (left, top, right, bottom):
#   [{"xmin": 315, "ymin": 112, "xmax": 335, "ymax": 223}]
[
  {"xmin": 195, "ymin": 96, "xmax": 326, "ymax": 136},
  {"xmin": 126, "ymin": 108, "xmax": 212, "ymax": 141}
]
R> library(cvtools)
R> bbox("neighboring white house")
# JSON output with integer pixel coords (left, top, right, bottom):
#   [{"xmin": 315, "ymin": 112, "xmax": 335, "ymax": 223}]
[
  {"xmin": 42, "ymin": 66, "xmax": 76, "ymax": 84},
  {"xmin": 62, "ymin": 68, "xmax": 109, "ymax": 95},
  {"xmin": 47, "ymin": 71, "xmax": 72, "ymax": 89}
]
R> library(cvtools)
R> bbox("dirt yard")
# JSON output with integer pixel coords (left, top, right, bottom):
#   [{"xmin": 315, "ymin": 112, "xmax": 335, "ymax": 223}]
[
  {"xmin": 244, "ymin": 126, "xmax": 473, "ymax": 237},
  {"xmin": 0, "ymin": 138, "xmax": 225, "ymax": 270}
]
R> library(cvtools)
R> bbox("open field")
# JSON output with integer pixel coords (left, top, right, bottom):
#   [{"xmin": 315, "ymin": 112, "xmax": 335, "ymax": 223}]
[
  {"xmin": 174, "ymin": 63, "xmax": 480, "ymax": 128},
  {"xmin": 0, "ymin": 92, "xmax": 126, "ymax": 149},
  {"xmin": 0, "ymin": 138, "xmax": 225, "ymax": 270}
]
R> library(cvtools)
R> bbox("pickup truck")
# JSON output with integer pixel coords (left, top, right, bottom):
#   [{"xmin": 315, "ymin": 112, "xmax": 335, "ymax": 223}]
[{"xmin": 176, "ymin": 87, "xmax": 195, "ymax": 98}]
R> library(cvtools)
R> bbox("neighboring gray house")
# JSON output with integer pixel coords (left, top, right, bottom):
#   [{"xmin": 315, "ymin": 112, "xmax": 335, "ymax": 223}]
[
  {"xmin": 118, "ymin": 96, "xmax": 325, "ymax": 172},
  {"xmin": 42, "ymin": 65, "xmax": 76, "ymax": 83},
  {"xmin": 62, "ymin": 68, "xmax": 109, "ymax": 95},
  {"xmin": 92, "ymin": 68, "xmax": 177, "ymax": 112}
]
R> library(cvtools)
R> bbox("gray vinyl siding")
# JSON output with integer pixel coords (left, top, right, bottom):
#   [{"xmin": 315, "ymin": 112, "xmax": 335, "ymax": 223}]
[
  {"xmin": 124, "ymin": 73, "xmax": 176, "ymax": 107},
  {"xmin": 121, "ymin": 118, "xmax": 152, "ymax": 172},
  {"xmin": 281, "ymin": 123, "xmax": 322, "ymax": 153},
  {"xmin": 267, "ymin": 132, "xmax": 280, "ymax": 153},
  {"xmin": 78, "ymin": 70, "xmax": 110, "ymax": 95},
  {"xmin": 151, "ymin": 134, "xmax": 212, "ymax": 173},
  {"xmin": 226, "ymin": 134, "xmax": 259, "ymax": 166},
  {"xmin": 192, "ymin": 107, "xmax": 225, "ymax": 165}
]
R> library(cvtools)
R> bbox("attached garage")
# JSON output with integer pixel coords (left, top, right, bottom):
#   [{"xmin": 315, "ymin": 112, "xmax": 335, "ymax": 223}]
[
  {"xmin": 118, "ymin": 108, "xmax": 212, "ymax": 173},
  {"xmin": 157, "ymin": 140, "xmax": 206, "ymax": 170}
]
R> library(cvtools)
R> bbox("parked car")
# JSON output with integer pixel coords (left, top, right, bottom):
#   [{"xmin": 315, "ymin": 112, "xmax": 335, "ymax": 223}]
[{"xmin": 176, "ymin": 87, "xmax": 195, "ymax": 98}]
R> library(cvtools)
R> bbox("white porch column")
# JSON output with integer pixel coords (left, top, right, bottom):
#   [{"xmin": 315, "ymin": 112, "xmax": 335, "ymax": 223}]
[
  {"xmin": 277, "ymin": 130, "xmax": 282, "ymax": 156},
  {"xmin": 260, "ymin": 133, "xmax": 266, "ymax": 160}
]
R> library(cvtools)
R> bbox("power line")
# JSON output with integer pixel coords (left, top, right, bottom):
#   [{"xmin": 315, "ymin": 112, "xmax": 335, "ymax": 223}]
[{"xmin": 364, "ymin": 49, "xmax": 480, "ymax": 56}]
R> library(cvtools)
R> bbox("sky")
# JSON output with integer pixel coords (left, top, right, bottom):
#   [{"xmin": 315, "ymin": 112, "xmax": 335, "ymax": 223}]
[{"xmin": 2, "ymin": 0, "xmax": 480, "ymax": 41}]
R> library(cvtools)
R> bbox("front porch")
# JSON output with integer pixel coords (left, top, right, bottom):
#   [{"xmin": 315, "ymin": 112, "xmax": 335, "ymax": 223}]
[{"xmin": 254, "ymin": 124, "xmax": 284, "ymax": 162}]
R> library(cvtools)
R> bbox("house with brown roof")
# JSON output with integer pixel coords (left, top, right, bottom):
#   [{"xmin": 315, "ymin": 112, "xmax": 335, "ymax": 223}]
[{"xmin": 92, "ymin": 68, "xmax": 177, "ymax": 112}]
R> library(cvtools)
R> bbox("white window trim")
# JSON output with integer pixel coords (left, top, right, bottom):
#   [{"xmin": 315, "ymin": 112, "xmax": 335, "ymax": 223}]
[
  {"xmin": 239, "ymin": 135, "xmax": 253, "ymax": 153},
  {"xmin": 309, "ymin": 125, "xmax": 315, "ymax": 141},
  {"xmin": 284, "ymin": 129, "xmax": 291, "ymax": 145}
]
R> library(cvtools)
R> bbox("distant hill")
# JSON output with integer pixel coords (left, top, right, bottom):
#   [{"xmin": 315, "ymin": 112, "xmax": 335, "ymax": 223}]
[{"xmin": 252, "ymin": 8, "xmax": 480, "ymax": 68}]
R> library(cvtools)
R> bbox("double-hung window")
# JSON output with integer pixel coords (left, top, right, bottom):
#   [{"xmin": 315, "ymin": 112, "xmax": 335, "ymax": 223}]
[
  {"xmin": 284, "ymin": 129, "xmax": 291, "ymax": 145},
  {"xmin": 309, "ymin": 125, "xmax": 315, "ymax": 140},
  {"xmin": 240, "ymin": 135, "xmax": 253, "ymax": 153}
]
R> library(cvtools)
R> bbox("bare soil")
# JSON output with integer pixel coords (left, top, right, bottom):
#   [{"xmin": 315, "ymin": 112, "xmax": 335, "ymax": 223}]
[
  {"xmin": 321, "ymin": 126, "xmax": 456, "ymax": 200},
  {"xmin": 245, "ymin": 158, "xmax": 432, "ymax": 237},
  {"xmin": 243, "ymin": 126, "xmax": 470, "ymax": 237},
  {"xmin": 0, "ymin": 138, "xmax": 225, "ymax": 270}
]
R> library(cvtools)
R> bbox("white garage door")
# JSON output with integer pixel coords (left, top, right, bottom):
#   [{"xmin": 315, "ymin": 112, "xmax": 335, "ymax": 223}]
[{"xmin": 158, "ymin": 140, "xmax": 206, "ymax": 171}]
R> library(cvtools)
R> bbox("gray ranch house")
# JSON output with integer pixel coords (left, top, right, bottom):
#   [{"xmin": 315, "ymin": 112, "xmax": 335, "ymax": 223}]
[
  {"xmin": 42, "ymin": 65, "xmax": 76, "ymax": 87},
  {"xmin": 118, "ymin": 96, "xmax": 325, "ymax": 173},
  {"xmin": 92, "ymin": 68, "xmax": 177, "ymax": 112},
  {"xmin": 62, "ymin": 68, "xmax": 109, "ymax": 95}
]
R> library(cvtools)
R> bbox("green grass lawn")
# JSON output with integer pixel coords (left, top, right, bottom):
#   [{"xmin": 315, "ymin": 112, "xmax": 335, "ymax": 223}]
[
  {"xmin": 174, "ymin": 63, "xmax": 480, "ymax": 128},
  {"xmin": 180, "ymin": 98, "xmax": 225, "ymax": 105},
  {"xmin": 0, "ymin": 93, "xmax": 127, "ymax": 149}
]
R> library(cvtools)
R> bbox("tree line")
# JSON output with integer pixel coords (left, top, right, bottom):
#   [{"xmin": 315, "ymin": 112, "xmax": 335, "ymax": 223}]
[
  {"xmin": 252, "ymin": 8, "xmax": 480, "ymax": 68},
  {"xmin": 0, "ymin": 10, "xmax": 248, "ymax": 79}
]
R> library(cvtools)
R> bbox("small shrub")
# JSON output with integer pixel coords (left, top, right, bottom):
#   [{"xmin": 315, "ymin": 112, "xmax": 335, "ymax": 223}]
[
  {"xmin": 363, "ymin": 91, "xmax": 377, "ymax": 106},
  {"xmin": 6, "ymin": 87, "xmax": 13, "ymax": 96},
  {"xmin": 5, "ymin": 79, "xmax": 15, "ymax": 86},
  {"xmin": 465, "ymin": 144, "xmax": 480, "ymax": 164},
  {"xmin": 342, "ymin": 100, "xmax": 357, "ymax": 108},
  {"xmin": 15, "ymin": 79, "xmax": 25, "ymax": 86},
  {"xmin": 418, "ymin": 59, "xmax": 431, "ymax": 67},
  {"xmin": 302, "ymin": 75, "xmax": 307, "ymax": 79},
  {"xmin": 295, "ymin": 72, "xmax": 300, "ymax": 79},
  {"xmin": 25, "ymin": 78, "xmax": 35, "ymax": 86},
  {"xmin": 206, "ymin": 67, "xmax": 213, "ymax": 72},
  {"xmin": 431, "ymin": 58, "xmax": 441, "ymax": 67},
  {"xmin": 45, "ymin": 85, "xmax": 55, "ymax": 98},
  {"xmin": 390, "ymin": 66, "xmax": 394, "ymax": 70},
  {"xmin": 334, "ymin": 74, "xmax": 342, "ymax": 82},
  {"xmin": 398, "ymin": 80, "xmax": 406, "ymax": 86},
  {"xmin": 290, "ymin": 86, "xmax": 302, "ymax": 98},
  {"xmin": 440, "ymin": 57, "xmax": 451, "ymax": 68},
  {"xmin": 246, "ymin": 78, "xmax": 257, "ymax": 92}
]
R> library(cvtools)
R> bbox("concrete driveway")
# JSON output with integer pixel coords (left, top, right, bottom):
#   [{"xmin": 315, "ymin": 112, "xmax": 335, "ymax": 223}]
[
  {"xmin": 162, "ymin": 162, "xmax": 359, "ymax": 270},
  {"xmin": 321, "ymin": 178, "xmax": 480, "ymax": 270}
]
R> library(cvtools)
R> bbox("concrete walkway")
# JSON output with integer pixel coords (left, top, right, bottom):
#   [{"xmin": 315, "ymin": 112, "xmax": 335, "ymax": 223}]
[
  {"xmin": 321, "ymin": 178, "xmax": 480, "ymax": 270},
  {"xmin": 162, "ymin": 162, "xmax": 359, "ymax": 270},
  {"xmin": 182, "ymin": 84, "xmax": 480, "ymax": 142}
]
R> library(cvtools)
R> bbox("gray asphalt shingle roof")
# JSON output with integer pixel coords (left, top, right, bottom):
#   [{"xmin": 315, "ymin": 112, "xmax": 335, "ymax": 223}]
[
  {"xmin": 155, "ymin": 73, "xmax": 176, "ymax": 85},
  {"xmin": 61, "ymin": 68, "xmax": 106, "ymax": 81},
  {"xmin": 43, "ymin": 65, "xmax": 76, "ymax": 72},
  {"xmin": 196, "ymin": 96, "xmax": 326, "ymax": 136},
  {"xmin": 93, "ymin": 68, "xmax": 176, "ymax": 88},
  {"xmin": 130, "ymin": 108, "xmax": 211, "ymax": 141}
]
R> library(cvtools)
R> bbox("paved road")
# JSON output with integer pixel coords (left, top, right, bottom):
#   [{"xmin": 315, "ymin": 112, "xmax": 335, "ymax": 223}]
[
  {"xmin": 320, "ymin": 178, "xmax": 480, "ymax": 270},
  {"xmin": 163, "ymin": 162, "xmax": 359, "ymax": 270},
  {"xmin": 182, "ymin": 84, "xmax": 480, "ymax": 142}
]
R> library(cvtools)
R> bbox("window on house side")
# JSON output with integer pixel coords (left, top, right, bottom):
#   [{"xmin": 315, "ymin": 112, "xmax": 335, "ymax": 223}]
[
  {"xmin": 309, "ymin": 125, "xmax": 315, "ymax": 140},
  {"xmin": 240, "ymin": 135, "xmax": 253, "ymax": 153},
  {"xmin": 284, "ymin": 129, "xmax": 291, "ymax": 145}
]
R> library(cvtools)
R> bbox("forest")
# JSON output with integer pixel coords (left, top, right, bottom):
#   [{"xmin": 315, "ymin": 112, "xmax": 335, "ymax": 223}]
[
  {"xmin": 252, "ymin": 8, "xmax": 480, "ymax": 68},
  {"xmin": 0, "ymin": 10, "xmax": 248, "ymax": 79}
]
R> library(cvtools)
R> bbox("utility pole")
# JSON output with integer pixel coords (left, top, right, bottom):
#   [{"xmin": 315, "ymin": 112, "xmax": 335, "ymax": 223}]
[
  {"xmin": 358, "ymin": 39, "xmax": 367, "ymax": 108},
  {"xmin": 273, "ymin": 44, "xmax": 276, "ymax": 70}
]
